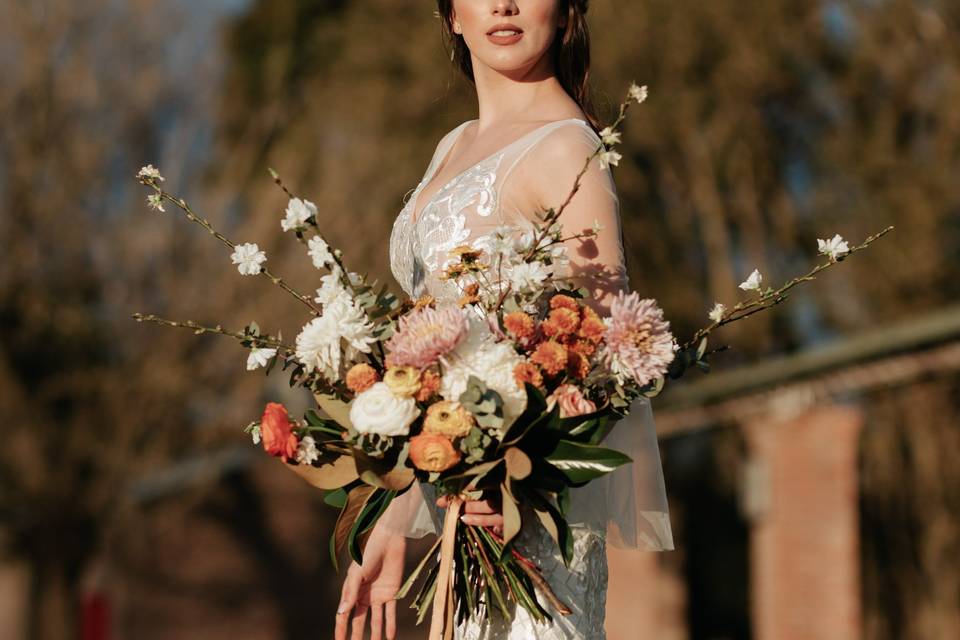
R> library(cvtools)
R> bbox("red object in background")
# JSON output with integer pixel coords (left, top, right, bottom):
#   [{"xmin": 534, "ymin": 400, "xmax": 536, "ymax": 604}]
[{"xmin": 81, "ymin": 592, "xmax": 110, "ymax": 640}]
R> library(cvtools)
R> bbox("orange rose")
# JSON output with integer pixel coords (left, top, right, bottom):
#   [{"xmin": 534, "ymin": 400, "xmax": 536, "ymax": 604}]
[
  {"xmin": 260, "ymin": 402, "xmax": 299, "ymax": 462},
  {"xmin": 346, "ymin": 363, "xmax": 380, "ymax": 393},
  {"xmin": 409, "ymin": 434, "xmax": 461, "ymax": 472}
]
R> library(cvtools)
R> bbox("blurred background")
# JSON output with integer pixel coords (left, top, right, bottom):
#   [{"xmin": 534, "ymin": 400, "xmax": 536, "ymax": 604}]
[{"xmin": 1, "ymin": 0, "xmax": 958, "ymax": 638}]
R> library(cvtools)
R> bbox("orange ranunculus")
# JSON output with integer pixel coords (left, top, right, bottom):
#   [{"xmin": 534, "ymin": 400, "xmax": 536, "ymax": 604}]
[
  {"xmin": 415, "ymin": 370, "xmax": 441, "ymax": 403},
  {"xmin": 531, "ymin": 340, "xmax": 568, "ymax": 377},
  {"xmin": 409, "ymin": 434, "xmax": 461, "ymax": 472},
  {"xmin": 423, "ymin": 401, "xmax": 475, "ymax": 439},
  {"xmin": 260, "ymin": 402, "xmax": 298, "ymax": 462},
  {"xmin": 346, "ymin": 363, "xmax": 380, "ymax": 393}
]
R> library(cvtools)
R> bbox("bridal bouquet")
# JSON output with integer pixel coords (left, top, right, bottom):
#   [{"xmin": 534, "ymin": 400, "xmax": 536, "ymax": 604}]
[{"xmin": 134, "ymin": 84, "xmax": 891, "ymax": 638}]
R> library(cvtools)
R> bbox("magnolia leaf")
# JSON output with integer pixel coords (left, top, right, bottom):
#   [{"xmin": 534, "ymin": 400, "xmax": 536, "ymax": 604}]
[
  {"xmin": 324, "ymin": 487, "xmax": 349, "ymax": 509},
  {"xmin": 504, "ymin": 447, "xmax": 532, "ymax": 480},
  {"xmin": 332, "ymin": 485, "xmax": 376, "ymax": 571},
  {"xmin": 289, "ymin": 456, "xmax": 358, "ymax": 490},
  {"xmin": 348, "ymin": 489, "xmax": 395, "ymax": 564},
  {"xmin": 359, "ymin": 467, "xmax": 415, "ymax": 491},
  {"xmin": 500, "ymin": 481, "xmax": 522, "ymax": 551},
  {"xmin": 545, "ymin": 440, "xmax": 632, "ymax": 485},
  {"xmin": 313, "ymin": 392, "xmax": 353, "ymax": 429}
]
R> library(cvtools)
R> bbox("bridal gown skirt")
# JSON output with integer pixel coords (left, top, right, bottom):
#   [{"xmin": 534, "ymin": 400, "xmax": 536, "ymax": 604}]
[{"xmin": 454, "ymin": 522, "xmax": 608, "ymax": 640}]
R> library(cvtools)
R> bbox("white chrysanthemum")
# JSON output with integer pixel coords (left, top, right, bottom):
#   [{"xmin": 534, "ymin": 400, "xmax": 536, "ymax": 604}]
[
  {"xmin": 147, "ymin": 193, "xmax": 165, "ymax": 212},
  {"xmin": 628, "ymin": 83, "xmax": 649, "ymax": 104},
  {"xmin": 308, "ymin": 235, "xmax": 335, "ymax": 269},
  {"xmin": 296, "ymin": 435, "xmax": 320, "ymax": 465},
  {"xmin": 598, "ymin": 150, "xmax": 622, "ymax": 170},
  {"xmin": 440, "ymin": 317, "xmax": 527, "ymax": 434},
  {"xmin": 246, "ymin": 346, "xmax": 277, "ymax": 371},
  {"xmin": 295, "ymin": 299, "xmax": 375, "ymax": 379},
  {"xmin": 739, "ymin": 268, "xmax": 763, "ymax": 292},
  {"xmin": 282, "ymin": 197, "xmax": 317, "ymax": 232},
  {"xmin": 817, "ymin": 234, "xmax": 850, "ymax": 261},
  {"xmin": 137, "ymin": 165, "xmax": 164, "ymax": 182},
  {"xmin": 313, "ymin": 270, "xmax": 347, "ymax": 306},
  {"xmin": 505, "ymin": 261, "xmax": 550, "ymax": 293},
  {"xmin": 599, "ymin": 126, "xmax": 621, "ymax": 146},
  {"xmin": 231, "ymin": 243, "xmax": 267, "ymax": 275},
  {"xmin": 708, "ymin": 303, "xmax": 726, "ymax": 323}
]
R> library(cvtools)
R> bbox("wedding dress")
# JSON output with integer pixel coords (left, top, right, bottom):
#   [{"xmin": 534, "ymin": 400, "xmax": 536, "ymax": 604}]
[{"xmin": 386, "ymin": 117, "xmax": 674, "ymax": 639}]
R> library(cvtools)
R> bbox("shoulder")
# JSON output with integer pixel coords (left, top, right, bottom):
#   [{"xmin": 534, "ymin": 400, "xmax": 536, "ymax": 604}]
[
  {"xmin": 530, "ymin": 119, "xmax": 601, "ymax": 162},
  {"xmin": 523, "ymin": 119, "xmax": 611, "ymax": 205}
]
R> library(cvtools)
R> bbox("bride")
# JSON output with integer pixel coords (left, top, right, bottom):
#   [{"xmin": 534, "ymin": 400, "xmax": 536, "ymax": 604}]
[{"xmin": 336, "ymin": 2, "xmax": 673, "ymax": 638}]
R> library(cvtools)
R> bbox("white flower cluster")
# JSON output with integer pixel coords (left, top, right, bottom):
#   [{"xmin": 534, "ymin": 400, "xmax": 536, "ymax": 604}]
[
  {"xmin": 231, "ymin": 243, "xmax": 267, "ymax": 275},
  {"xmin": 818, "ymin": 234, "xmax": 850, "ymax": 261},
  {"xmin": 440, "ymin": 317, "xmax": 527, "ymax": 434},
  {"xmin": 296, "ymin": 274, "xmax": 375, "ymax": 380},
  {"xmin": 246, "ymin": 346, "xmax": 277, "ymax": 370}
]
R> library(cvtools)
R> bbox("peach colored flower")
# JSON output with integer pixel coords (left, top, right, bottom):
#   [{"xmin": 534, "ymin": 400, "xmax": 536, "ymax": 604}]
[
  {"xmin": 384, "ymin": 366, "xmax": 421, "ymax": 397},
  {"xmin": 423, "ymin": 401, "xmax": 475, "ymax": 439},
  {"xmin": 531, "ymin": 341, "xmax": 568, "ymax": 377},
  {"xmin": 260, "ymin": 402, "xmax": 299, "ymax": 462},
  {"xmin": 346, "ymin": 363, "xmax": 380, "ymax": 394},
  {"xmin": 386, "ymin": 305, "xmax": 469, "ymax": 369},
  {"xmin": 550, "ymin": 294, "xmax": 580, "ymax": 312},
  {"xmin": 542, "ymin": 307, "xmax": 580, "ymax": 339},
  {"xmin": 547, "ymin": 384, "xmax": 597, "ymax": 419},
  {"xmin": 409, "ymin": 434, "xmax": 461, "ymax": 472},
  {"xmin": 415, "ymin": 370, "xmax": 441, "ymax": 403},
  {"xmin": 513, "ymin": 361, "xmax": 544, "ymax": 389},
  {"xmin": 601, "ymin": 292, "xmax": 675, "ymax": 386},
  {"xmin": 503, "ymin": 311, "xmax": 535, "ymax": 340}
]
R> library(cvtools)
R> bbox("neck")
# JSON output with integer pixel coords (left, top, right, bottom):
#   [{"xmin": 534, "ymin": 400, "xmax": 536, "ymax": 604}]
[{"xmin": 470, "ymin": 52, "xmax": 571, "ymax": 132}]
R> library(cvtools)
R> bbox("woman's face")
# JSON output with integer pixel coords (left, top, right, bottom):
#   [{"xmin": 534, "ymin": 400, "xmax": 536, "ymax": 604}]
[{"xmin": 451, "ymin": 1, "xmax": 566, "ymax": 75}]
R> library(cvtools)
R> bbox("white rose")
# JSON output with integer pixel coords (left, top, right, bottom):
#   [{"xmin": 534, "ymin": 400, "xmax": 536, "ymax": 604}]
[{"xmin": 349, "ymin": 382, "xmax": 420, "ymax": 437}]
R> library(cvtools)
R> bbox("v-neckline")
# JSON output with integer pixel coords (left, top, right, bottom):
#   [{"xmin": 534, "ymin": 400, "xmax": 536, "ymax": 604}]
[{"xmin": 408, "ymin": 117, "xmax": 587, "ymax": 225}]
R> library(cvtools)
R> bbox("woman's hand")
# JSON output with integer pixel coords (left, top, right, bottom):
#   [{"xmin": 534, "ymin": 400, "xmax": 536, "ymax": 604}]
[
  {"xmin": 436, "ymin": 494, "xmax": 504, "ymax": 534},
  {"xmin": 336, "ymin": 523, "xmax": 406, "ymax": 640}
]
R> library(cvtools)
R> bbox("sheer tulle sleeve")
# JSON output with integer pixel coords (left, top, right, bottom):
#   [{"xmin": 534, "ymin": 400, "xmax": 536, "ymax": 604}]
[
  {"xmin": 375, "ymin": 480, "xmax": 440, "ymax": 538},
  {"xmin": 503, "ymin": 121, "xmax": 675, "ymax": 551}
]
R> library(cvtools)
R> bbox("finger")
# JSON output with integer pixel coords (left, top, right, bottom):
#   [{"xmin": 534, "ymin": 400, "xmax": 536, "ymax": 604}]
[
  {"xmin": 461, "ymin": 514, "xmax": 505, "ymax": 527},
  {"xmin": 336, "ymin": 580, "xmax": 359, "ymax": 640},
  {"xmin": 463, "ymin": 500, "xmax": 498, "ymax": 515},
  {"xmin": 386, "ymin": 600, "xmax": 397, "ymax": 640},
  {"xmin": 335, "ymin": 606, "xmax": 352, "ymax": 640},
  {"xmin": 436, "ymin": 495, "xmax": 449, "ymax": 508},
  {"xmin": 350, "ymin": 603, "xmax": 369, "ymax": 640},
  {"xmin": 370, "ymin": 602, "xmax": 383, "ymax": 640}
]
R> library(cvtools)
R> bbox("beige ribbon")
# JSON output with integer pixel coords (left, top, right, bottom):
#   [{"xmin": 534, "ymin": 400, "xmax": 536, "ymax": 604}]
[{"xmin": 429, "ymin": 496, "xmax": 463, "ymax": 640}]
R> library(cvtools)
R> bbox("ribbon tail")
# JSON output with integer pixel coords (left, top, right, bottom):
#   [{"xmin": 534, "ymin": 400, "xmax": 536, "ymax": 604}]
[{"xmin": 429, "ymin": 496, "xmax": 463, "ymax": 640}]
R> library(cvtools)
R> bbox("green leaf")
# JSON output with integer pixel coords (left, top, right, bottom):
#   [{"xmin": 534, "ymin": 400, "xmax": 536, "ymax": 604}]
[
  {"xmin": 348, "ymin": 489, "xmax": 396, "ymax": 565},
  {"xmin": 323, "ymin": 487, "xmax": 349, "ymax": 509},
  {"xmin": 545, "ymin": 440, "xmax": 633, "ymax": 485}
]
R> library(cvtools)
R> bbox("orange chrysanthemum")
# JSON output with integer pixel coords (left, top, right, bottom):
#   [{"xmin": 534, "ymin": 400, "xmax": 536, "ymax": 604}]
[
  {"xmin": 531, "ymin": 341, "xmax": 568, "ymax": 377},
  {"xmin": 579, "ymin": 307, "xmax": 606, "ymax": 344},
  {"xmin": 346, "ymin": 363, "xmax": 380, "ymax": 393},
  {"xmin": 567, "ymin": 351, "xmax": 590, "ymax": 380},
  {"xmin": 550, "ymin": 295, "xmax": 580, "ymax": 312},
  {"xmin": 415, "ymin": 370, "xmax": 441, "ymax": 403},
  {"xmin": 503, "ymin": 311, "xmax": 536, "ymax": 340},
  {"xmin": 543, "ymin": 307, "xmax": 580, "ymax": 340},
  {"xmin": 569, "ymin": 339, "xmax": 597, "ymax": 358},
  {"xmin": 513, "ymin": 362, "xmax": 544, "ymax": 389}
]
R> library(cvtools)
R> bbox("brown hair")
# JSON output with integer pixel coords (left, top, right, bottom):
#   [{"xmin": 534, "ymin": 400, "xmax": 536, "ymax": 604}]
[{"xmin": 436, "ymin": 0, "xmax": 600, "ymax": 131}]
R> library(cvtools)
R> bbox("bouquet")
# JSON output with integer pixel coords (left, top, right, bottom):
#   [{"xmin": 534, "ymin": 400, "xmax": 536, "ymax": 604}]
[{"xmin": 134, "ymin": 84, "xmax": 891, "ymax": 638}]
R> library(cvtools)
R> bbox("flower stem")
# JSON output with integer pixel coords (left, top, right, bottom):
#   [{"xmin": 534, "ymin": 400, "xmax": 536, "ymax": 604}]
[{"xmin": 131, "ymin": 312, "xmax": 295, "ymax": 355}]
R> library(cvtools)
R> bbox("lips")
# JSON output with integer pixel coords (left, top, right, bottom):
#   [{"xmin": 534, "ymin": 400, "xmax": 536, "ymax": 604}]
[{"xmin": 486, "ymin": 23, "xmax": 524, "ymax": 45}]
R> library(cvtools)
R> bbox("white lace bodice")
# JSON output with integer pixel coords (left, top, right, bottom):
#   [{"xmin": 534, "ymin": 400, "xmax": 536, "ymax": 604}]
[{"xmin": 389, "ymin": 117, "xmax": 626, "ymax": 303}]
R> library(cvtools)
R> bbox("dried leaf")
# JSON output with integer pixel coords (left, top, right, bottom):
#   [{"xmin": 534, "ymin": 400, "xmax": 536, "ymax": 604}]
[{"xmin": 288, "ymin": 456, "xmax": 358, "ymax": 490}]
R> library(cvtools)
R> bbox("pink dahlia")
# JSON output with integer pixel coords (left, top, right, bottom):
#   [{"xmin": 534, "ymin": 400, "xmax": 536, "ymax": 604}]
[
  {"xmin": 601, "ymin": 292, "xmax": 675, "ymax": 386},
  {"xmin": 386, "ymin": 305, "xmax": 469, "ymax": 369}
]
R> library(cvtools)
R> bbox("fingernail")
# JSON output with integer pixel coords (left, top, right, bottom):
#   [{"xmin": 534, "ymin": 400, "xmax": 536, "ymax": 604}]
[{"xmin": 337, "ymin": 605, "xmax": 349, "ymax": 614}]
